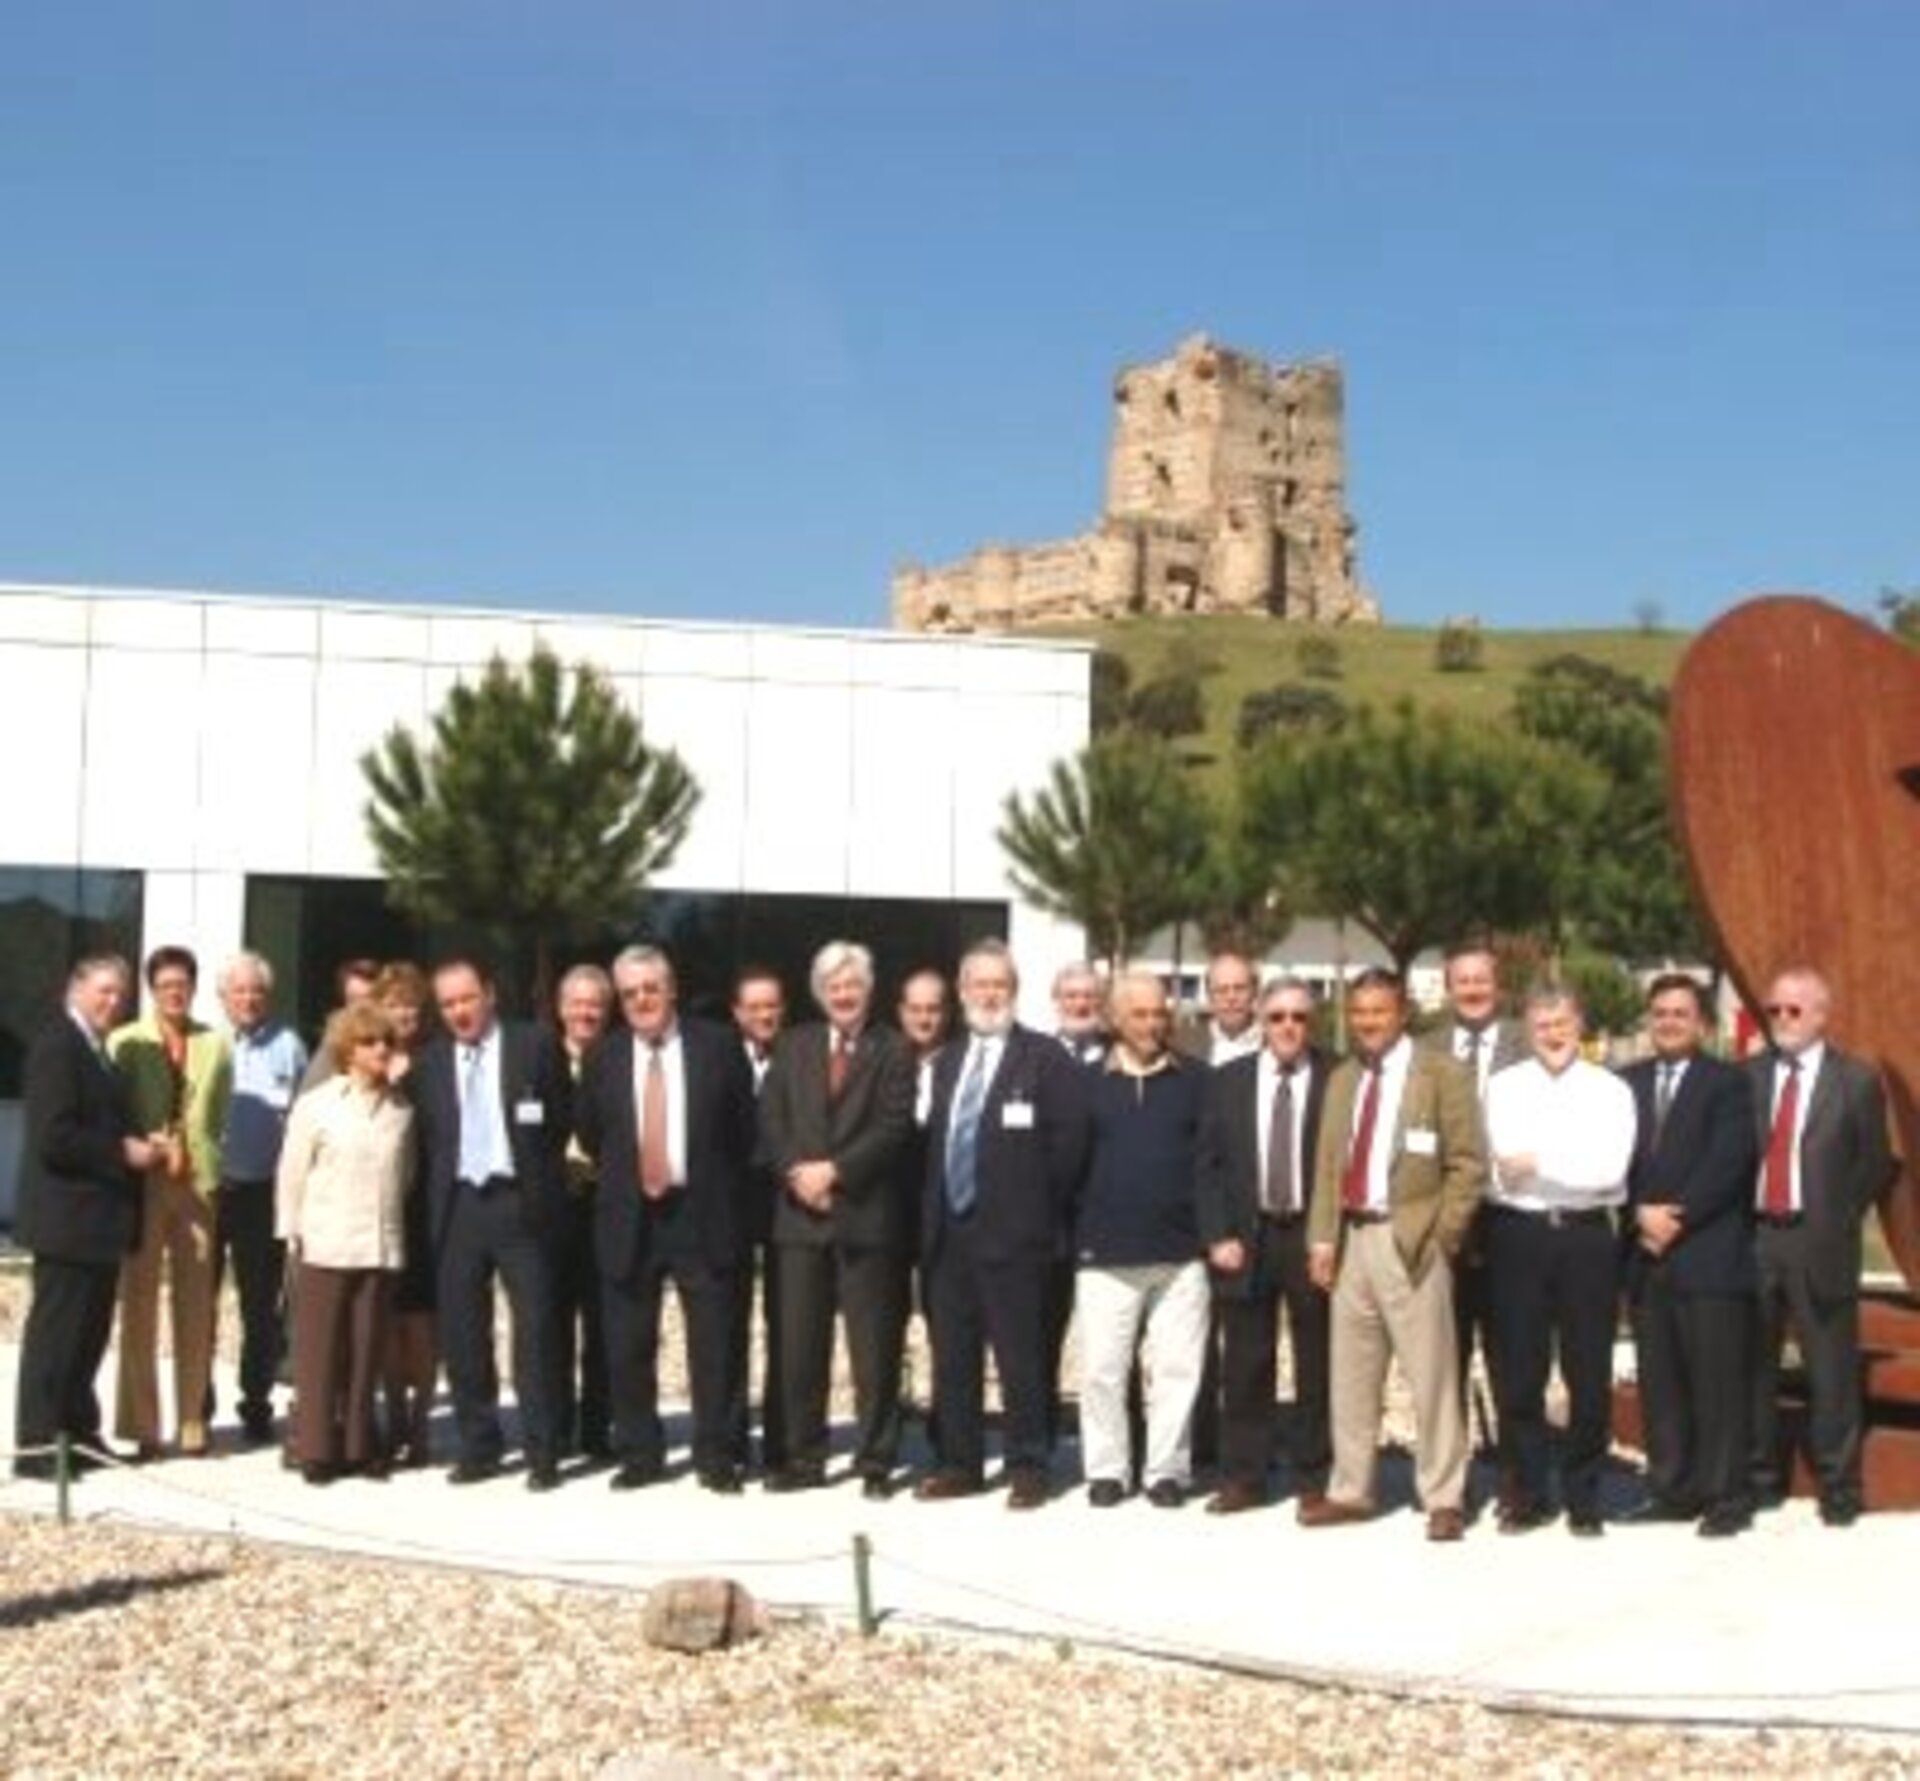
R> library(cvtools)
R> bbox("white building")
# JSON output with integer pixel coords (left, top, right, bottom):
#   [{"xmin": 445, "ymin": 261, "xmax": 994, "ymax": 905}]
[{"xmin": 0, "ymin": 583, "xmax": 1092, "ymax": 1220}]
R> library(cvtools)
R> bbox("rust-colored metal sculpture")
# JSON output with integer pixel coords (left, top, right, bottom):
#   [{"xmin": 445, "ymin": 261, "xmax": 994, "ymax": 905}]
[{"xmin": 1669, "ymin": 594, "xmax": 1920, "ymax": 1286}]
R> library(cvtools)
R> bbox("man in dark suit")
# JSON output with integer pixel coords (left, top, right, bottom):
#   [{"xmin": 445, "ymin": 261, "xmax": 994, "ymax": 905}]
[
  {"xmin": 416, "ymin": 956, "xmax": 573, "ymax": 1491},
  {"xmin": 576, "ymin": 944, "xmax": 756, "ymax": 1493},
  {"xmin": 728, "ymin": 963, "xmax": 787, "ymax": 1475},
  {"xmin": 1620, "ymin": 972, "xmax": 1760, "ymax": 1536},
  {"xmin": 759, "ymin": 941, "xmax": 916, "ymax": 1497},
  {"xmin": 13, "ymin": 956, "xmax": 156, "ymax": 1481},
  {"xmin": 1746, "ymin": 967, "xmax": 1893, "ymax": 1525},
  {"xmin": 916, "ymin": 940, "xmax": 1091, "ymax": 1509},
  {"xmin": 1421, "ymin": 939, "xmax": 1527, "ymax": 1466},
  {"xmin": 1197, "ymin": 975, "xmax": 1331, "ymax": 1517}
]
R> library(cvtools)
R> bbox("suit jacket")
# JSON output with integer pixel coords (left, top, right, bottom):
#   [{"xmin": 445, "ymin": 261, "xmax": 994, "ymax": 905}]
[
  {"xmin": 414, "ymin": 1019, "xmax": 572, "ymax": 1255},
  {"xmin": 1307, "ymin": 1043, "xmax": 1485, "ymax": 1285},
  {"xmin": 922, "ymin": 1023, "xmax": 1091, "ymax": 1268},
  {"xmin": 108, "ymin": 1015, "xmax": 232, "ymax": 1196},
  {"xmin": 574, "ymin": 1017, "xmax": 755, "ymax": 1278},
  {"xmin": 1746, "ymin": 1046, "xmax": 1893, "ymax": 1301},
  {"xmin": 760, "ymin": 1020, "xmax": 916, "ymax": 1251},
  {"xmin": 1620, "ymin": 1052, "xmax": 1759, "ymax": 1297},
  {"xmin": 14, "ymin": 1015, "xmax": 144, "ymax": 1266},
  {"xmin": 1196, "ymin": 1046, "xmax": 1330, "ymax": 1298}
]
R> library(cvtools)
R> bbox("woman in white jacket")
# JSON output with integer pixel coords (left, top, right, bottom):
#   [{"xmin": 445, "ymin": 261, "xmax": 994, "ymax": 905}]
[{"xmin": 277, "ymin": 1002, "xmax": 415, "ymax": 1483}]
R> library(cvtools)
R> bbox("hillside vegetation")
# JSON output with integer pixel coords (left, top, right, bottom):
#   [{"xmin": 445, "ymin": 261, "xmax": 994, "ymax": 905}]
[{"xmin": 1040, "ymin": 617, "xmax": 1689, "ymax": 778}]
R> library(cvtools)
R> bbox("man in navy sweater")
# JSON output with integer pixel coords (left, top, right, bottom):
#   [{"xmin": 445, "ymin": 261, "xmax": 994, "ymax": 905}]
[{"xmin": 1073, "ymin": 971, "xmax": 1210, "ymax": 1508}]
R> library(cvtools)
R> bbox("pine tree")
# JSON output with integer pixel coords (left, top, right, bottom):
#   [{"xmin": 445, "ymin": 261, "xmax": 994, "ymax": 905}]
[{"xmin": 361, "ymin": 647, "xmax": 699, "ymax": 1010}]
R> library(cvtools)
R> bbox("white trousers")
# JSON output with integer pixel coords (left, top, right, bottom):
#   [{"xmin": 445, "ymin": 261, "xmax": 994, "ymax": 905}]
[{"xmin": 1075, "ymin": 1260, "xmax": 1211, "ymax": 1487}]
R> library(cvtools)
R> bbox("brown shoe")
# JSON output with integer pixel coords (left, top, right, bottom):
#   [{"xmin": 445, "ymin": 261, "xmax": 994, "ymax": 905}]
[
  {"xmin": 1005, "ymin": 1468, "xmax": 1050, "ymax": 1510},
  {"xmin": 1206, "ymin": 1481, "xmax": 1265, "ymax": 1517},
  {"xmin": 1426, "ymin": 1507, "xmax": 1466, "ymax": 1542},
  {"xmin": 912, "ymin": 1469, "xmax": 984, "ymax": 1502},
  {"xmin": 1297, "ymin": 1495, "xmax": 1373, "ymax": 1528},
  {"xmin": 1293, "ymin": 1489, "xmax": 1329, "ymax": 1523}
]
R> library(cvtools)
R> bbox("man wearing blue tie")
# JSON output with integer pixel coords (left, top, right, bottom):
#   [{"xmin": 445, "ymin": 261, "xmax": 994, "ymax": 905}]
[
  {"xmin": 914, "ymin": 941, "xmax": 1091, "ymax": 1509},
  {"xmin": 415, "ymin": 957, "xmax": 572, "ymax": 1491}
]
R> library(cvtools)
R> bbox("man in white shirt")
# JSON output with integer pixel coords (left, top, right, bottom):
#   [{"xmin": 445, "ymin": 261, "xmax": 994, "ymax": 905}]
[{"xmin": 1483, "ymin": 987, "xmax": 1637, "ymax": 1535}]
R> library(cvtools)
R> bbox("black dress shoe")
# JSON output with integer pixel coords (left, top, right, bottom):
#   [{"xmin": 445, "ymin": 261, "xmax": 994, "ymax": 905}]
[
  {"xmin": 860, "ymin": 1474, "xmax": 893, "ymax": 1502},
  {"xmin": 526, "ymin": 1461, "xmax": 562, "ymax": 1493},
  {"xmin": 700, "ymin": 1467, "xmax": 746, "ymax": 1495},
  {"xmin": 1145, "ymin": 1479, "xmax": 1186, "ymax": 1510},
  {"xmin": 1620, "ymin": 1496, "xmax": 1700, "ymax": 1525},
  {"xmin": 1497, "ymin": 1501, "xmax": 1552, "ymax": 1534},
  {"xmin": 610, "ymin": 1460, "xmax": 662, "ymax": 1492},
  {"xmin": 301, "ymin": 1462, "xmax": 339, "ymax": 1487},
  {"xmin": 764, "ymin": 1463, "xmax": 827, "ymax": 1494},
  {"xmin": 11, "ymin": 1454, "xmax": 60, "ymax": 1483},
  {"xmin": 1087, "ymin": 1478, "xmax": 1126, "ymax": 1508},
  {"xmin": 1566, "ymin": 1509, "xmax": 1605, "ymax": 1538},
  {"xmin": 1819, "ymin": 1494, "xmax": 1861, "ymax": 1528},
  {"xmin": 239, "ymin": 1411, "xmax": 276, "ymax": 1447},
  {"xmin": 447, "ymin": 1457, "xmax": 502, "ymax": 1486},
  {"xmin": 1005, "ymin": 1468, "xmax": 1049, "ymax": 1510},
  {"xmin": 1697, "ymin": 1505, "xmax": 1753, "ymax": 1538},
  {"xmin": 912, "ymin": 1469, "xmax": 983, "ymax": 1501}
]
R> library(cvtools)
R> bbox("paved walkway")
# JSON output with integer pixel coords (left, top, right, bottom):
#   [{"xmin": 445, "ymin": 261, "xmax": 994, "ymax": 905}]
[{"xmin": 4, "ymin": 1344, "xmax": 1918, "ymax": 1735}]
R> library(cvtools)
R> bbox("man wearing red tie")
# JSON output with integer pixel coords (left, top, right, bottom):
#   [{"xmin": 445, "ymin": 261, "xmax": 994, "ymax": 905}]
[
  {"xmin": 1303, "ymin": 969, "xmax": 1485, "ymax": 1541},
  {"xmin": 1746, "ymin": 967, "xmax": 1892, "ymax": 1525},
  {"xmin": 759, "ymin": 941, "xmax": 915, "ymax": 1498},
  {"xmin": 574, "ymin": 945, "xmax": 756, "ymax": 1494}
]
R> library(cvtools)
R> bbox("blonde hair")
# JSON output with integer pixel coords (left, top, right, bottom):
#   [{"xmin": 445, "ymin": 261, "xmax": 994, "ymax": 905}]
[{"xmin": 324, "ymin": 1002, "xmax": 398, "ymax": 1072}]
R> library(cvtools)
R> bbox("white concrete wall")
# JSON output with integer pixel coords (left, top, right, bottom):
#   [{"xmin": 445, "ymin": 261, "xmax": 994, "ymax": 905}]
[{"xmin": 0, "ymin": 583, "xmax": 1093, "ymax": 1220}]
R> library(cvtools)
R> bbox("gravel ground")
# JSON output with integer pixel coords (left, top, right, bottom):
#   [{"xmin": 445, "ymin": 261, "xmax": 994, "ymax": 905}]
[{"xmin": 5, "ymin": 1515, "xmax": 1918, "ymax": 1779}]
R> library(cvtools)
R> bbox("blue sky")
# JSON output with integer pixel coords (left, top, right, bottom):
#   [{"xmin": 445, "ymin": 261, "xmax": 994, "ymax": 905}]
[{"xmin": 4, "ymin": 1, "xmax": 1915, "ymax": 632}]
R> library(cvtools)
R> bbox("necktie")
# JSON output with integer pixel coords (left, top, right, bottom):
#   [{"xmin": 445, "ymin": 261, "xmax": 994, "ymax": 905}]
[
  {"xmin": 1263, "ymin": 1065, "xmax": 1297, "ymax": 1214},
  {"xmin": 1653, "ymin": 1063, "xmax": 1676, "ymax": 1143},
  {"xmin": 1341, "ymin": 1062, "xmax": 1382, "ymax": 1213},
  {"xmin": 828, "ymin": 1033, "xmax": 851, "ymax": 1100},
  {"xmin": 945, "ymin": 1044, "xmax": 991, "ymax": 1217},
  {"xmin": 458, "ymin": 1042, "xmax": 494, "ymax": 1185},
  {"xmin": 640, "ymin": 1042, "xmax": 672, "ymax": 1199},
  {"xmin": 1763, "ymin": 1058, "xmax": 1800, "ymax": 1216}
]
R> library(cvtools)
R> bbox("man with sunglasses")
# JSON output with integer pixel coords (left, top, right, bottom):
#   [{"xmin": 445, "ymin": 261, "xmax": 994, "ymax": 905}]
[
  {"xmin": 1196, "ymin": 977, "xmax": 1332, "ymax": 1517},
  {"xmin": 1745, "ymin": 968, "xmax": 1892, "ymax": 1525}
]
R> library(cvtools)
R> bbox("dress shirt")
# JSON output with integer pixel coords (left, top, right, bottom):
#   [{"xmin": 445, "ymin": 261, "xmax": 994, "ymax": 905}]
[
  {"xmin": 1755, "ymin": 1041, "xmax": 1825, "ymax": 1214},
  {"xmin": 1347, "ymin": 1036, "xmax": 1414, "ymax": 1213},
  {"xmin": 914, "ymin": 1054, "xmax": 937, "ymax": 1128},
  {"xmin": 456, "ymin": 1029, "xmax": 515, "ymax": 1184},
  {"xmin": 744, "ymin": 1039, "xmax": 773, "ymax": 1094},
  {"xmin": 958, "ymin": 1032, "xmax": 1007, "ymax": 1100},
  {"xmin": 1209, "ymin": 1022, "xmax": 1263, "ymax": 1067},
  {"xmin": 1255, "ymin": 1052, "xmax": 1312, "ymax": 1211},
  {"xmin": 275, "ymin": 1076, "xmax": 415, "ymax": 1269},
  {"xmin": 1485, "ymin": 1056, "xmax": 1635, "ymax": 1212},
  {"xmin": 1452, "ymin": 1023, "xmax": 1498, "ymax": 1098},
  {"xmin": 68, "ymin": 1007, "xmax": 111, "ymax": 1069},
  {"xmin": 224, "ymin": 1020, "xmax": 310, "ymax": 1181},
  {"xmin": 632, "ymin": 1025, "xmax": 689, "ymax": 1189}
]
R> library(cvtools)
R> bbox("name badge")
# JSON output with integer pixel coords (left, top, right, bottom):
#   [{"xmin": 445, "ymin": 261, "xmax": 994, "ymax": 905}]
[
  {"xmin": 1001, "ymin": 1100, "xmax": 1035, "ymax": 1130},
  {"xmin": 514, "ymin": 1099, "xmax": 545, "ymax": 1127},
  {"xmin": 1404, "ymin": 1127, "xmax": 1438, "ymax": 1157}
]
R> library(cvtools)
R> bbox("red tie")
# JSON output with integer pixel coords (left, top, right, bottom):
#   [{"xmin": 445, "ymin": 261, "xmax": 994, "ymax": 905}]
[
  {"xmin": 1341, "ymin": 1062, "xmax": 1383, "ymax": 1212},
  {"xmin": 828, "ymin": 1033, "xmax": 851, "ymax": 1100},
  {"xmin": 1764, "ymin": 1060, "xmax": 1800, "ymax": 1216},
  {"xmin": 640, "ymin": 1044, "xmax": 671, "ymax": 1200}
]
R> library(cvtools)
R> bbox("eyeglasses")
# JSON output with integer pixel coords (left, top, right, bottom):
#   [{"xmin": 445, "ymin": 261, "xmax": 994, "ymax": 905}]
[
  {"xmin": 1265, "ymin": 1010, "xmax": 1311, "ymax": 1026},
  {"xmin": 1764, "ymin": 1003, "xmax": 1804, "ymax": 1018}
]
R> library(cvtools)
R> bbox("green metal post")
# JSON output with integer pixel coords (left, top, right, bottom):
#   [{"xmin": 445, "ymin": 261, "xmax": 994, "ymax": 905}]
[{"xmin": 852, "ymin": 1532, "xmax": 877, "ymax": 1636}]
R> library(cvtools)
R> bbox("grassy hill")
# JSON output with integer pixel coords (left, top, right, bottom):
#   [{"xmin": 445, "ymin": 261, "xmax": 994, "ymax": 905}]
[{"xmin": 1037, "ymin": 617, "xmax": 1690, "ymax": 781}]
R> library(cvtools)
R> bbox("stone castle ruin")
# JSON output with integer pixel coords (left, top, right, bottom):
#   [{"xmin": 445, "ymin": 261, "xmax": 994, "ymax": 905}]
[{"xmin": 892, "ymin": 335, "xmax": 1381, "ymax": 633}]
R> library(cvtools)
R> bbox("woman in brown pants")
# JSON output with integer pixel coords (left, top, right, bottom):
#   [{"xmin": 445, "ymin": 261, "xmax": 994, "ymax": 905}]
[{"xmin": 274, "ymin": 1003, "xmax": 415, "ymax": 1484}]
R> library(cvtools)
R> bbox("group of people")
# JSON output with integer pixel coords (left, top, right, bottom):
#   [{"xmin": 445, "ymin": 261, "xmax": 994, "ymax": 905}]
[{"xmin": 11, "ymin": 932, "xmax": 1894, "ymax": 1541}]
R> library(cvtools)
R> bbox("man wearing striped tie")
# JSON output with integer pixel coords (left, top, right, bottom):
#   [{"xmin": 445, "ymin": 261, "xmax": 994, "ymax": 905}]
[{"xmin": 915, "ymin": 941, "xmax": 1091, "ymax": 1509}]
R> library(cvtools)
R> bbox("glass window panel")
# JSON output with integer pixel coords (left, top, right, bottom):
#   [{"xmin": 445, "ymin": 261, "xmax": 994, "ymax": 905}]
[{"xmin": 0, "ymin": 867, "xmax": 145, "ymax": 1099}]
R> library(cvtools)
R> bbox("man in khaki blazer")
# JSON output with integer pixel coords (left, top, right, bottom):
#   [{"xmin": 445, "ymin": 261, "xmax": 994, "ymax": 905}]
[{"xmin": 1304, "ymin": 968, "xmax": 1485, "ymax": 1540}]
